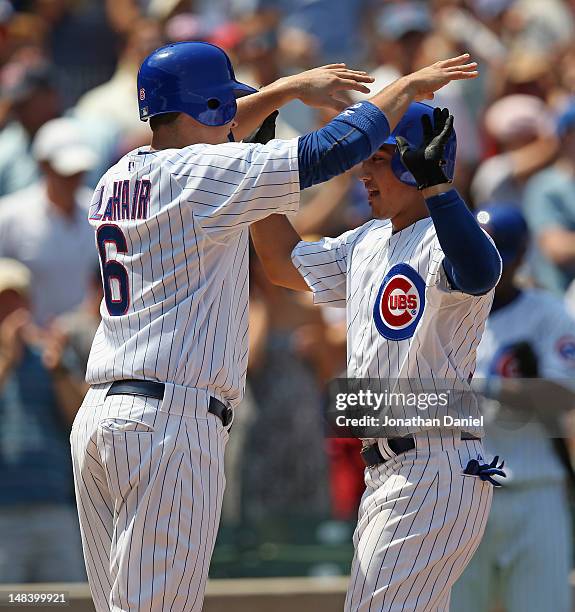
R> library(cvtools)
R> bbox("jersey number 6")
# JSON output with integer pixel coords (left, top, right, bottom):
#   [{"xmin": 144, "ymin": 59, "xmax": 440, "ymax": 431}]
[{"xmin": 96, "ymin": 225, "xmax": 130, "ymax": 316}]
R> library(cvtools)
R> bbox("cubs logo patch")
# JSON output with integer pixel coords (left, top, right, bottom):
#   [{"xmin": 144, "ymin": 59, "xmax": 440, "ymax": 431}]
[
  {"xmin": 490, "ymin": 347, "xmax": 520, "ymax": 378},
  {"xmin": 556, "ymin": 336, "xmax": 575, "ymax": 365},
  {"xmin": 373, "ymin": 263, "xmax": 426, "ymax": 341}
]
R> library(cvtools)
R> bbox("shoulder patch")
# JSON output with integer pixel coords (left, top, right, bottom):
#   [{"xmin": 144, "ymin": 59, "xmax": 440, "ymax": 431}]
[
  {"xmin": 489, "ymin": 344, "xmax": 522, "ymax": 378},
  {"xmin": 373, "ymin": 263, "xmax": 426, "ymax": 341},
  {"xmin": 556, "ymin": 335, "xmax": 575, "ymax": 365}
]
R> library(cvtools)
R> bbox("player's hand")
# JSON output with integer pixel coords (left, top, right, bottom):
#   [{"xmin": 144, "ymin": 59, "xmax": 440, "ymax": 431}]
[
  {"xmin": 403, "ymin": 54, "xmax": 478, "ymax": 102},
  {"xmin": 42, "ymin": 326, "xmax": 69, "ymax": 373},
  {"xmin": 396, "ymin": 107, "xmax": 454, "ymax": 190},
  {"xmin": 0, "ymin": 308, "xmax": 29, "ymax": 371},
  {"xmin": 284, "ymin": 64, "xmax": 374, "ymax": 112}
]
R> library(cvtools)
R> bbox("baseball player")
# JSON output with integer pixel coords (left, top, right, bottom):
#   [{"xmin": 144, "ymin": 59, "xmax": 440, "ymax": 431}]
[
  {"xmin": 69, "ymin": 40, "xmax": 480, "ymax": 611},
  {"xmin": 451, "ymin": 206, "xmax": 575, "ymax": 612},
  {"xmin": 250, "ymin": 104, "xmax": 504, "ymax": 610}
]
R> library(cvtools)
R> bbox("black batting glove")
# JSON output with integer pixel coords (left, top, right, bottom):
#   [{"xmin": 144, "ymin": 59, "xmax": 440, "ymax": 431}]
[
  {"xmin": 395, "ymin": 107, "xmax": 454, "ymax": 191},
  {"xmin": 509, "ymin": 341, "xmax": 539, "ymax": 378},
  {"xmin": 244, "ymin": 110, "xmax": 279, "ymax": 145}
]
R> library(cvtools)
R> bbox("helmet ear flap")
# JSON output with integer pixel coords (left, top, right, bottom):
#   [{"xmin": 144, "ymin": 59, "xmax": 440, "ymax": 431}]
[
  {"xmin": 391, "ymin": 148, "xmax": 417, "ymax": 187},
  {"xmin": 193, "ymin": 91, "xmax": 237, "ymax": 126}
]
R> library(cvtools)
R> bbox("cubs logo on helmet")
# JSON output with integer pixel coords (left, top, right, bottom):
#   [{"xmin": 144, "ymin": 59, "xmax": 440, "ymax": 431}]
[{"xmin": 373, "ymin": 263, "xmax": 426, "ymax": 341}]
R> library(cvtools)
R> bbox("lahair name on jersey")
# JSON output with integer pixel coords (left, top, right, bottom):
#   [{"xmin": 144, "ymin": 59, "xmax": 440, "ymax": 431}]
[{"xmin": 90, "ymin": 179, "xmax": 152, "ymax": 222}]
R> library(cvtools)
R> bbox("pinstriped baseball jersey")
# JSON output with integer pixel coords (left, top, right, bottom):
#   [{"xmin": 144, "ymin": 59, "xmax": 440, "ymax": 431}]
[
  {"xmin": 85, "ymin": 139, "xmax": 299, "ymax": 406},
  {"xmin": 292, "ymin": 215, "xmax": 499, "ymax": 612},
  {"xmin": 476, "ymin": 289, "xmax": 575, "ymax": 486},
  {"xmin": 292, "ymin": 216, "xmax": 497, "ymax": 436},
  {"xmin": 72, "ymin": 137, "xmax": 300, "ymax": 612},
  {"xmin": 451, "ymin": 292, "xmax": 575, "ymax": 612}
]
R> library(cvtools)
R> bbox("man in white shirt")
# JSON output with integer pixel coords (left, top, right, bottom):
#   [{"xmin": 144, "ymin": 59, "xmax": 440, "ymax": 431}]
[{"xmin": 0, "ymin": 118, "xmax": 98, "ymax": 325}]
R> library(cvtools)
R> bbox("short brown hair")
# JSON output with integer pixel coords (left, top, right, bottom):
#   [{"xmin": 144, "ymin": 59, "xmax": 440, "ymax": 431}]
[{"xmin": 149, "ymin": 112, "xmax": 180, "ymax": 131}]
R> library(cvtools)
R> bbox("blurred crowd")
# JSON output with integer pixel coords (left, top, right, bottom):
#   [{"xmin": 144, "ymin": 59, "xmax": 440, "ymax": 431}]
[{"xmin": 1, "ymin": 0, "xmax": 575, "ymax": 591}]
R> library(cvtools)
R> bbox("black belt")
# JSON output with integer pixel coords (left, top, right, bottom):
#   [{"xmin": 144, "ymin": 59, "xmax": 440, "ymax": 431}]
[
  {"xmin": 361, "ymin": 432, "xmax": 480, "ymax": 467},
  {"xmin": 106, "ymin": 380, "xmax": 233, "ymax": 427}
]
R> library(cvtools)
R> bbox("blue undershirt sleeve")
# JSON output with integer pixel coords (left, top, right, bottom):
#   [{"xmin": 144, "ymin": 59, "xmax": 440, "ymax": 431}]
[
  {"xmin": 297, "ymin": 101, "xmax": 390, "ymax": 189},
  {"xmin": 425, "ymin": 189, "xmax": 502, "ymax": 295}
]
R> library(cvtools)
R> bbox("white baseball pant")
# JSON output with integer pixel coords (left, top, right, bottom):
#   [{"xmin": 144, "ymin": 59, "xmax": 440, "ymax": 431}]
[
  {"xmin": 451, "ymin": 481, "xmax": 572, "ymax": 612},
  {"xmin": 70, "ymin": 383, "xmax": 229, "ymax": 612},
  {"xmin": 345, "ymin": 430, "xmax": 493, "ymax": 612}
]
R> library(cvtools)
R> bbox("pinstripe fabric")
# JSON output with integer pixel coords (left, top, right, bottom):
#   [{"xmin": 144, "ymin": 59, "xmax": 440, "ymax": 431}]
[
  {"xmin": 292, "ymin": 217, "xmax": 496, "ymax": 436},
  {"xmin": 293, "ymin": 216, "xmax": 498, "ymax": 610},
  {"xmin": 450, "ymin": 289, "xmax": 575, "ymax": 612},
  {"xmin": 77, "ymin": 138, "xmax": 299, "ymax": 611},
  {"xmin": 345, "ymin": 431, "xmax": 492, "ymax": 612},
  {"xmin": 451, "ymin": 483, "xmax": 571, "ymax": 612},
  {"xmin": 70, "ymin": 383, "xmax": 229, "ymax": 612},
  {"xmin": 475, "ymin": 289, "xmax": 575, "ymax": 485},
  {"xmin": 85, "ymin": 139, "xmax": 300, "ymax": 408}
]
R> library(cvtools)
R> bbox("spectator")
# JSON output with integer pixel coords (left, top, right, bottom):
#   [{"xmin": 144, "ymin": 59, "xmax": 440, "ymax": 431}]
[
  {"xmin": 514, "ymin": 0, "xmax": 574, "ymax": 52},
  {"xmin": 291, "ymin": 292, "xmax": 362, "ymax": 520},
  {"xmin": 233, "ymin": 14, "xmax": 282, "ymax": 88},
  {"xmin": 106, "ymin": 0, "xmax": 230, "ymax": 33},
  {"xmin": 75, "ymin": 18, "xmax": 163, "ymax": 149},
  {"xmin": 0, "ymin": 59, "xmax": 59, "ymax": 196},
  {"xmin": 55, "ymin": 266, "xmax": 103, "ymax": 378},
  {"xmin": 233, "ymin": 18, "xmax": 307, "ymax": 136},
  {"xmin": 0, "ymin": 258, "xmax": 85, "ymax": 583},
  {"xmin": 40, "ymin": 0, "xmax": 119, "ymax": 107},
  {"xmin": 452, "ymin": 206, "xmax": 575, "ymax": 612},
  {"xmin": 523, "ymin": 101, "xmax": 575, "ymax": 294},
  {"xmin": 0, "ymin": 1, "xmax": 14, "ymax": 63},
  {"xmin": 0, "ymin": 117, "xmax": 97, "ymax": 325},
  {"xmin": 368, "ymin": 1, "xmax": 432, "ymax": 89},
  {"xmin": 496, "ymin": 49, "xmax": 557, "ymax": 100},
  {"xmin": 435, "ymin": 0, "xmax": 508, "ymax": 67},
  {"xmin": 471, "ymin": 94, "xmax": 558, "ymax": 207},
  {"xmin": 240, "ymin": 255, "xmax": 330, "ymax": 521},
  {"xmin": 466, "ymin": 0, "xmax": 517, "ymax": 41},
  {"xmin": 362, "ymin": 2, "xmax": 480, "ymax": 195},
  {"xmin": 276, "ymin": 0, "xmax": 375, "ymax": 66}
]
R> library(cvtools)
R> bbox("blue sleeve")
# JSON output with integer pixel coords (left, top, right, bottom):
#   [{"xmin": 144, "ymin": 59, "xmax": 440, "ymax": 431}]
[
  {"xmin": 425, "ymin": 189, "xmax": 502, "ymax": 296},
  {"xmin": 298, "ymin": 101, "xmax": 390, "ymax": 189}
]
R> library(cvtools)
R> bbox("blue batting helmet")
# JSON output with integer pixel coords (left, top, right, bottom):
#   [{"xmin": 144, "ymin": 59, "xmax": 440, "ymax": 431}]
[
  {"xmin": 383, "ymin": 102, "xmax": 457, "ymax": 187},
  {"xmin": 475, "ymin": 205, "xmax": 529, "ymax": 264},
  {"xmin": 137, "ymin": 41, "xmax": 258, "ymax": 126}
]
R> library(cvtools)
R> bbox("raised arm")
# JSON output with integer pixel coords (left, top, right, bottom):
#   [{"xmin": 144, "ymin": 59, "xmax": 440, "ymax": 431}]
[
  {"xmin": 251, "ymin": 55, "xmax": 479, "ymax": 290},
  {"xmin": 235, "ymin": 54, "xmax": 476, "ymax": 142},
  {"xmin": 397, "ymin": 108, "xmax": 501, "ymax": 295},
  {"xmin": 251, "ymin": 215, "xmax": 308, "ymax": 291},
  {"xmin": 233, "ymin": 64, "xmax": 374, "ymax": 141}
]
